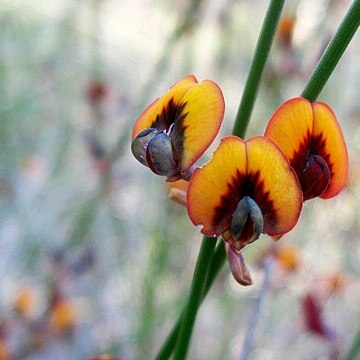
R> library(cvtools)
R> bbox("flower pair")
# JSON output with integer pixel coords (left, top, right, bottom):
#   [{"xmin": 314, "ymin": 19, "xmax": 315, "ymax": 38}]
[{"xmin": 131, "ymin": 75, "xmax": 348, "ymax": 285}]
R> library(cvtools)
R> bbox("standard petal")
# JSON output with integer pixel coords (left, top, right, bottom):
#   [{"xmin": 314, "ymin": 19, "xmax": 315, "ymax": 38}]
[
  {"xmin": 171, "ymin": 80, "xmax": 225, "ymax": 172},
  {"xmin": 131, "ymin": 75, "xmax": 197, "ymax": 139},
  {"xmin": 186, "ymin": 136, "xmax": 247, "ymax": 237},
  {"xmin": 264, "ymin": 97, "xmax": 313, "ymax": 175},
  {"xmin": 246, "ymin": 137, "xmax": 302, "ymax": 236},
  {"xmin": 311, "ymin": 102, "xmax": 348, "ymax": 199}
]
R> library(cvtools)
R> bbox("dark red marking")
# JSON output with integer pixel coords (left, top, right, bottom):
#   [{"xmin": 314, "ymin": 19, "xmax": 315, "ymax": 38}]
[
  {"xmin": 301, "ymin": 155, "xmax": 330, "ymax": 200},
  {"xmin": 150, "ymin": 98, "xmax": 188, "ymax": 163},
  {"xmin": 289, "ymin": 130, "xmax": 311, "ymax": 176},
  {"xmin": 301, "ymin": 293, "xmax": 335, "ymax": 340},
  {"xmin": 290, "ymin": 130, "xmax": 333, "ymax": 200},
  {"xmin": 213, "ymin": 170, "xmax": 276, "ymax": 233}
]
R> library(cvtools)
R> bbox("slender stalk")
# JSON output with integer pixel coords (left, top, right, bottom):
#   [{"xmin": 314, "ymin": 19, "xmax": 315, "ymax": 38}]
[
  {"xmin": 240, "ymin": 256, "xmax": 274, "ymax": 360},
  {"xmin": 155, "ymin": 241, "xmax": 226, "ymax": 360},
  {"xmin": 232, "ymin": 0, "xmax": 285, "ymax": 138},
  {"xmin": 301, "ymin": 0, "xmax": 360, "ymax": 102},
  {"xmin": 172, "ymin": 236, "xmax": 217, "ymax": 360},
  {"xmin": 346, "ymin": 327, "xmax": 360, "ymax": 360}
]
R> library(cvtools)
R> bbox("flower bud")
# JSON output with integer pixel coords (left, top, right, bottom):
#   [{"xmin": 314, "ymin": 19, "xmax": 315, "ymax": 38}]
[
  {"xmin": 229, "ymin": 196, "xmax": 264, "ymax": 250},
  {"xmin": 146, "ymin": 132, "xmax": 177, "ymax": 178},
  {"xmin": 131, "ymin": 128, "xmax": 160, "ymax": 166},
  {"xmin": 225, "ymin": 243, "xmax": 252, "ymax": 286},
  {"xmin": 301, "ymin": 154, "xmax": 330, "ymax": 200}
]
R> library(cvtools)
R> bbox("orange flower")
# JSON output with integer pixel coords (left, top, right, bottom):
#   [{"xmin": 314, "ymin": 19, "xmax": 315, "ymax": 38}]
[
  {"xmin": 13, "ymin": 287, "xmax": 34, "ymax": 318},
  {"xmin": 49, "ymin": 298, "xmax": 76, "ymax": 334},
  {"xmin": 187, "ymin": 136, "xmax": 302, "ymax": 284},
  {"xmin": 187, "ymin": 136, "xmax": 302, "ymax": 252},
  {"xmin": 265, "ymin": 98, "xmax": 348, "ymax": 200},
  {"xmin": 277, "ymin": 14, "xmax": 296, "ymax": 47},
  {"xmin": 0, "ymin": 340, "xmax": 10, "ymax": 360},
  {"xmin": 274, "ymin": 245, "xmax": 300, "ymax": 272},
  {"xmin": 131, "ymin": 75, "xmax": 225, "ymax": 181}
]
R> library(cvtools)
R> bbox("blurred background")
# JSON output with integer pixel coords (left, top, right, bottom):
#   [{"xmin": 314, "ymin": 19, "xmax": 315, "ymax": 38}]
[{"xmin": 0, "ymin": 0, "xmax": 360, "ymax": 359}]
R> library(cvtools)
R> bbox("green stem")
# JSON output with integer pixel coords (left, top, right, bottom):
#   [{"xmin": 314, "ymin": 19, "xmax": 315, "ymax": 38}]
[
  {"xmin": 155, "ymin": 241, "xmax": 226, "ymax": 360},
  {"xmin": 172, "ymin": 236, "xmax": 217, "ymax": 360},
  {"xmin": 232, "ymin": 0, "xmax": 285, "ymax": 138},
  {"xmin": 347, "ymin": 327, "xmax": 360, "ymax": 360},
  {"xmin": 301, "ymin": 0, "xmax": 360, "ymax": 102}
]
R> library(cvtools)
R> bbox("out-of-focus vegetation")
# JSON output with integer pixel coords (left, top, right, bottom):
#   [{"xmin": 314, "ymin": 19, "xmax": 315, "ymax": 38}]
[{"xmin": 0, "ymin": 0, "xmax": 360, "ymax": 359}]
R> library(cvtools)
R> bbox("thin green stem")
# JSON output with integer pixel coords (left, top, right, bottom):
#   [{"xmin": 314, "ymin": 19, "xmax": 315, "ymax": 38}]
[
  {"xmin": 346, "ymin": 327, "xmax": 360, "ymax": 360},
  {"xmin": 301, "ymin": 0, "xmax": 360, "ymax": 102},
  {"xmin": 173, "ymin": 236, "xmax": 217, "ymax": 360},
  {"xmin": 155, "ymin": 241, "xmax": 226, "ymax": 360},
  {"xmin": 232, "ymin": 0, "xmax": 285, "ymax": 138}
]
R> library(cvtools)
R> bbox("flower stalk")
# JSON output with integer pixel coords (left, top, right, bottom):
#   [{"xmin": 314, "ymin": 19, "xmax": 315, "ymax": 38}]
[
  {"xmin": 301, "ymin": 0, "xmax": 360, "ymax": 102},
  {"xmin": 232, "ymin": 0, "xmax": 285, "ymax": 138},
  {"xmin": 173, "ymin": 236, "xmax": 217, "ymax": 360}
]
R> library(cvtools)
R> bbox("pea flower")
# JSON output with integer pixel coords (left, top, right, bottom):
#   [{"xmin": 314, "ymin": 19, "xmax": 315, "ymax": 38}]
[
  {"xmin": 264, "ymin": 98, "xmax": 348, "ymax": 200},
  {"xmin": 131, "ymin": 75, "xmax": 225, "ymax": 181},
  {"xmin": 187, "ymin": 136, "xmax": 302, "ymax": 254}
]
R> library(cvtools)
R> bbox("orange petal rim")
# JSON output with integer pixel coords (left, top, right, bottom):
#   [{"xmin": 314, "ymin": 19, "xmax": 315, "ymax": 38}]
[
  {"xmin": 187, "ymin": 136, "xmax": 247, "ymax": 236},
  {"xmin": 131, "ymin": 75, "xmax": 197, "ymax": 140},
  {"xmin": 311, "ymin": 102, "xmax": 348, "ymax": 199},
  {"xmin": 187, "ymin": 136, "xmax": 302, "ymax": 238},
  {"xmin": 264, "ymin": 97, "xmax": 348, "ymax": 199},
  {"xmin": 132, "ymin": 75, "xmax": 225, "ymax": 172},
  {"xmin": 172, "ymin": 80, "xmax": 225, "ymax": 171},
  {"xmin": 245, "ymin": 137, "xmax": 302, "ymax": 235}
]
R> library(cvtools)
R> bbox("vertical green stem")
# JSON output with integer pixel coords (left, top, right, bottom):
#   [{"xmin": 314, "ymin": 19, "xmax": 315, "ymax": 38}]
[
  {"xmin": 172, "ymin": 236, "xmax": 217, "ymax": 360},
  {"xmin": 347, "ymin": 327, "xmax": 360, "ymax": 360},
  {"xmin": 301, "ymin": 0, "xmax": 360, "ymax": 102},
  {"xmin": 155, "ymin": 241, "xmax": 226, "ymax": 360},
  {"xmin": 232, "ymin": 0, "xmax": 285, "ymax": 138}
]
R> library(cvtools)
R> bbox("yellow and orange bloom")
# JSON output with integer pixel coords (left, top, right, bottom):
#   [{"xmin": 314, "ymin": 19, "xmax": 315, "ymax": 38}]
[
  {"xmin": 0, "ymin": 340, "xmax": 10, "ymax": 360},
  {"xmin": 274, "ymin": 244, "xmax": 300, "ymax": 272},
  {"xmin": 277, "ymin": 14, "xmax": 296, "ymax": 48},
  {"xmin": 131, "ymin": 75, "xmax": 225, "ymax": 181},
  {"xmin": 187, "ymin": 136, "xmax": 302, "ymax": 253},
  {"xmin": 49, "ymin": 298, "xmax": 76, "ymax": 335},
  {"xmin": 265, "ymin": 98, "xmax": 348, "ymax": 201},
  {"xmin": 13, "ymin": 286, "xmax": 34, "ymax": 319}
]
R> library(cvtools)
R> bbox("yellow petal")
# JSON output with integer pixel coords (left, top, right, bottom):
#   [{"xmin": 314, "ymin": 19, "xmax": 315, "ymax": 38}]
[
  {"xmin": 172, "ymin": 80, "xmax": 225, "ymax": 171},
  {"xmin": 264, "ymin": 97, "xmax": 313, "ymax": 174},
  {"xmin": 131, "ymin": 75, "xmax": 197, "ymax": 139},
  {"xmin": 187, "ymin": 136, "xmax": 247, "ymax": 236},
  {"xmin": 246, "ymin": 137, "xmax": 302, "ymax": 236}
]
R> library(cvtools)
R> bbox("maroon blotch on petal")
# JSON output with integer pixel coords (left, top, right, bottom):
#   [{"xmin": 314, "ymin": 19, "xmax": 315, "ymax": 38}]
[{"xmin": 301, "ymin": 154, "xmax": 330, "ymax": 200}]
